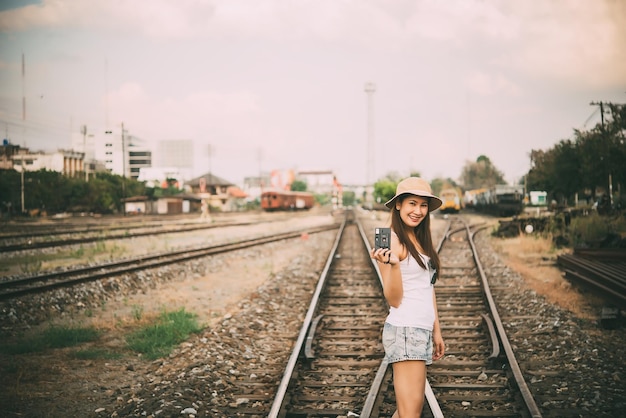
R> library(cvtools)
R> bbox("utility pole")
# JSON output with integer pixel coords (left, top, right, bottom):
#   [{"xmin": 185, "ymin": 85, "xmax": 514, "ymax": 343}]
[
  {"xmin": 589, "ymin": 101, "xmax": 612, "ymax": 207},
  {"xmin": 21, "ymin": 53, "xmax": 25, "ymax": 214},
  {"xmin": 81, "ymin": 125, "xmax": 88, "ymax": 181},
  {"xmin": 121, "ymin": 122, "xmax": 126, "ymax": 216},
  {"xmin": 364, "ymin": 82, "xmax": 376, "ymax": 205}
]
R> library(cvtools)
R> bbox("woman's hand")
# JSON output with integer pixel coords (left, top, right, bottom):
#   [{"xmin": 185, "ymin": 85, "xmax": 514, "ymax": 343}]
[
  {"xmin": 370, "ymin": 247, "xmax": 398, "ymax": 266},
  {"xmin": 432, "ymin": 330, "xmax": 445, "ymax": 361}
]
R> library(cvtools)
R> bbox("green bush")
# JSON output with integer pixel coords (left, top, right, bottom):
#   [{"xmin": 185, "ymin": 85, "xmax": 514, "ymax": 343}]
[{"xmin": 568, "ymin": 212, "xmax": 626, "ymax": 247}]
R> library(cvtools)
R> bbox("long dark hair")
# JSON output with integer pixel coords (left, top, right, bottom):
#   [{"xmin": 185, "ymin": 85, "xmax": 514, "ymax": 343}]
[{"xmin": 390, "ymin": 195, "xmax": 440, "ymax": 272}]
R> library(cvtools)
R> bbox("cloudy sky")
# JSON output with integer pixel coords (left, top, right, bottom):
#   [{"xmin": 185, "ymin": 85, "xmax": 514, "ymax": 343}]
[{"xmin": 1, "ymin": 0, "xmax": 625, "ymax": 187}]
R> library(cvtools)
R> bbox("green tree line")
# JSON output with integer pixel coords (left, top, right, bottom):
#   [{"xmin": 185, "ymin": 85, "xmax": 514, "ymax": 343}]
[
  {"xmin": 0, "ymin": 170, "xmax": 146, "ymax": 217},
  {"xmin": 372, "ymin": 103, "xmax": 625, "ymax": 209},
  {"xmin": 526, "ymin": 103, "xmax": 625, "ymax": 207}
]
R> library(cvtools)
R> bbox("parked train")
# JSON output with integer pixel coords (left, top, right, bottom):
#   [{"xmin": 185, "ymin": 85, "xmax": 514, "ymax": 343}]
[
  {"xmin": 260, "ymin": 189, "xmax": 315, "ymax": 211},
  {"xmin": 439, "ymin": 188, "xmax": 464, "ymax": 213},
  {"xmin": 472, "ymin": 185, "xmax": 525, "ymax": 217}
]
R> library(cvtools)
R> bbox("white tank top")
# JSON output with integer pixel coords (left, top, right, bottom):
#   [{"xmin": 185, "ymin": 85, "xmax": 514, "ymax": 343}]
[{"xmin": 385, "ymin": 252, "xmax": 435, "ymax": 330}]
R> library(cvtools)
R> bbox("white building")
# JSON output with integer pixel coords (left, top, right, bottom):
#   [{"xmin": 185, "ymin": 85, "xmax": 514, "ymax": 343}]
[
  {"xmin": 156, "ymin": 139, "xmax": 194, "ymax": 170},
  {"xmin": 87, "ymin": 131, "xmax": 151, "ymax": 180},
  {"xmin": 138, "ymin": 167, "xmax": 187, "ymax": 189},
  {"xmin": 297, "ymin": 170, "xmax": 337, "ymax": 195},
  {"xmin": 11, "ymin": 148, "xmax": 85, "ymax": 177}
]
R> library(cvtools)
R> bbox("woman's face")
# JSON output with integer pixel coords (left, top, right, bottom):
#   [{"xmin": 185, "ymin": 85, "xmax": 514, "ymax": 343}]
[{"xmin": 396, "ymin": 195, "xmax": 429, "ymax": 228}]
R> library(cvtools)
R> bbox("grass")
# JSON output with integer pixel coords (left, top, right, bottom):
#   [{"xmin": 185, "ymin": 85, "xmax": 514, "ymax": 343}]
[
  {"xmin": 131, "ymin": 304, "xmax": 144, "ymax": 320},
  {"xmin": 516, "ymin": 232, "xmax": 555, "ymax": 255},
  {"xmin": 567, "ymin": 212, "xmax": 626, "ymax": 247},
  {"xmin": 19, "ymin": 255, "xmax": 43, "ymax": 274},
  {"xmin": 126, "ymin": 308, "xmax": 202, "ymax": 360},
  {"xmin": 0, "ymin": 325, "xmax": 101, "ymax": 355},
  {"xmin": 0, "ymin": 308, "xmax": 202, "ymax": 361}
]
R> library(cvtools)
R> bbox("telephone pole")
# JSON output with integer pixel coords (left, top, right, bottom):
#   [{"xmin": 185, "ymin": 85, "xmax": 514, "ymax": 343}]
[
  {"xmin": 21, "ymin": 53, "xmax": 26, "ymax": 213},
  {"xmin": 81, "ymin": 125, "xmax": 89, "ymax": 181},
  {"xmin": 589, "ymin": 101, "xmax": 612, "ymax": 207},
  {"xmin": 121, "ymin": 122, "xmax": 126, "ymax": 216}
]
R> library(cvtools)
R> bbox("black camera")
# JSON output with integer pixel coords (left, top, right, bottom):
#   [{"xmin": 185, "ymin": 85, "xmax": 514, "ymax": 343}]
[{"xmin": 374, "ymin": 227, "xmax": 391, "ymax": 250}]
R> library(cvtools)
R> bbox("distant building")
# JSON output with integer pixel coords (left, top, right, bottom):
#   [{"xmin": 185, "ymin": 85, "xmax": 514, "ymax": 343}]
[
  {"xmin": 93, "ymin": 131, "xmax": 152, "ymax": 180},
  {"xmin": 0, "ymin": 141, "xmax": 23, "ymax": 170},
  {"xmin": 297, "ymin": 169, "xmax": 337, "ymax": 195},
  {"xmin": 186, "ymin": 172, "xmax": 247, "ymax": 212},
  {"xmin": 156, "ymin": 139, "xmax": 194, "ymax": 171},
  {"xmin": 138, "ymin": 167, "xmax": 186, "ymax": 189},
  {"xmin": 122, "ymin": 195, "xmax": 191, "ymax": 216},
  {"xmin": 3, "ymin": 143, "xmax": 85, "ymax": 177},
  {"xmin": 128, "ymin": 141, "xmax": 152, "ymax": 180},
  {"xmin": 136, "ymin": 139, "xmax": 195, "ymax": 186},
  {"xmin": 242, "ymin": 173, "xmax": 272, "ymax": 201}
]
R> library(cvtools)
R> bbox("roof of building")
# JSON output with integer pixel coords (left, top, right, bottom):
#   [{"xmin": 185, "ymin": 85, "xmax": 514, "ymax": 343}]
[
  {"xmin": 187, "ymin": 172, "xmax": 233, "ymax": 187},
  {"xmin": 227, "ymin": 186, "xmax": 248, "ymax": 198}
]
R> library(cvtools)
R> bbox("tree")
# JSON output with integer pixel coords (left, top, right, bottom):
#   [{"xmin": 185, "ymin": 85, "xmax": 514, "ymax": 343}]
[
  {"xmin": 373, "ymin": 179, "xmax": 396, "ymax": 205},
  {"xmin": 526, "ymin": 103, "xmax": 626, "ymax": 206},
  {"xmin": 0, "ymin": 169, "xmax": 146, "ymax": 215},
  {"xmin": 342, "ymin": 190, "xmax": 356, "ymax": 207},
  {"xmin": 372, "ymin": 172, "xmax": 407, "ymax": 205},
  {"xmin": 431, "ymin": 177, "xmax": 459, "ymax": 196},
  {"xmin": 460, "ymin": 155, "xmax": 506, "ymax": 189},
  {"xmin": 290, "ymin": 180, "xmax": 307, "ymax": 192}
]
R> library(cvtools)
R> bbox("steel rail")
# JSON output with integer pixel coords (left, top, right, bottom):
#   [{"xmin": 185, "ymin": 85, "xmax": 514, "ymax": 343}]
[
  {"xmin": 267, "ymin": 216, "xmax": 347, "ymax": 418},
  {"xmin": 0, "ymin": 224, "xmax": 339, "ymax": 300},
  {"xmin": 0, "ymin": 220, "xmax": 260, "ymax": 252},
  {"xmin": 357, "ymin": 216, "xmax": 449, "ymax": 418},
  {"xmin": 558, "ymin": 254, "xmax": 626, "ymax": 305},
  {"xmin": 467, "ymin": 223, "xmax": 543, "ymax": 418}
]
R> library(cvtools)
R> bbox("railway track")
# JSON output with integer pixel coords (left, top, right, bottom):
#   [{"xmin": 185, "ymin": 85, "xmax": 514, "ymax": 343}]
[
  {"xmin": 268, "ymin": 217, "xmax": 387, "ymax": 417},
  {"xmin": 425, "ymin": 217, "xmax": 540, "ymax": 417},
  {"xmin": 194, "ymin": 211, "xmax": 388, "ymax": 417},
  {"xmin": 0, "ymin": 212, "xmax": 313, "ymax": 253},
  {"xmin": 246, "ymin": 212, "xmax": 544, "ymax": 417},
  {"xmin": 354, "ymin": 215, "xmax": 541, "ymax": 417},
  {"xmin": 557, "ymin": 248, "xmax": 626, "ymax": 309},
  {"xmin": 0, "ymin": 224, "xmax": 339, "ymax": 301}
]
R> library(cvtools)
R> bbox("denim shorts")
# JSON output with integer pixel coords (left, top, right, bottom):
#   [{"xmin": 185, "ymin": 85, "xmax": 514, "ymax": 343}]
[{"xmin": 382, "ymin": 322, "xmax": 433, "ymax": 365}]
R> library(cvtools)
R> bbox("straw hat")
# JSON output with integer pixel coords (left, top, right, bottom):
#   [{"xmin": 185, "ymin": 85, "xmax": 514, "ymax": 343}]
[{"xmin": 384, "ymin": 177, "xmax": 443, "ymax": 211}]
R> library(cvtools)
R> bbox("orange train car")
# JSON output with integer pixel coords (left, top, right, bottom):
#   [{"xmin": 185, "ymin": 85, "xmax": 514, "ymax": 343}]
[{"xmin": 260, "ymin": 189, "xmax": 315, "ymax": 211}]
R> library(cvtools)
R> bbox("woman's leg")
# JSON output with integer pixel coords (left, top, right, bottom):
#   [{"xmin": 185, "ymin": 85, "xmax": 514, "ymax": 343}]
[{"xmin": 391, "ymin": 360, "xmax": 427, "ymax": 418}]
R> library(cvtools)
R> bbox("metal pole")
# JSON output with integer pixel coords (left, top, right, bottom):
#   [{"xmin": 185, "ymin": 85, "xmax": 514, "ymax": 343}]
[
  {"xmin": 364, "ymin": 82, "xmax": 376, "ymax": 203},
  {"xmin": 21, "ymin": 53, "xmax": 25, "ymax": 213},
  {"xmin": 81, "ymin": 125, "xmax": 88, "ymax": 181},
  {"xmin": 121, "ymin": 122, "xmax": 126, "ymax": 216},
  {"xmin": 590, "ymin": 101, "xmax": 613, "ymax": 207}
]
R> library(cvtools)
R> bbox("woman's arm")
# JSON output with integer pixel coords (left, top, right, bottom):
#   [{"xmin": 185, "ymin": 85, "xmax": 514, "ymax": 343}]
[
  {"xmin": 381, "ymin": 262, "xmax": 403, "ymax": 307},
  {"xmin": 371, "ymin": 234, "xmax": 403, "ymax": 308},
  {"xmin": 432, "ymin": 289, "xmax": 445, "ymax": 360}
]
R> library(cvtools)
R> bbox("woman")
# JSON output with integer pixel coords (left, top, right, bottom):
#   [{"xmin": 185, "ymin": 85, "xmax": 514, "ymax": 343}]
[{"xmin": 371, "ymin": 177, "xmax": 445, "ymax": 418}]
